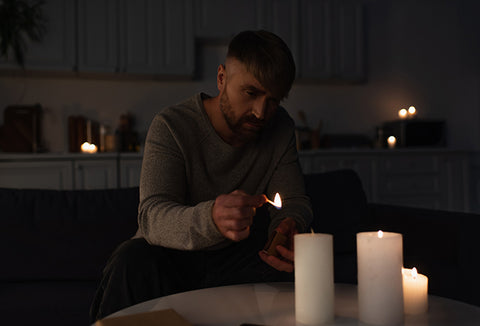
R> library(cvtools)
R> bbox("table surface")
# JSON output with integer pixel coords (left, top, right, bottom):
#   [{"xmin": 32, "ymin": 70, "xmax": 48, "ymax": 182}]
[{"xmin": 107, "ymin": 282, "xmax": 480, "ymax": 326}]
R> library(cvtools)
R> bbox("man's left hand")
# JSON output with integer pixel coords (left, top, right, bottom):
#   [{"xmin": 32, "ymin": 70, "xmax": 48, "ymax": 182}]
[{"xmin": 258, "ymin": 217, "xmax": 297, "ymax": 273}]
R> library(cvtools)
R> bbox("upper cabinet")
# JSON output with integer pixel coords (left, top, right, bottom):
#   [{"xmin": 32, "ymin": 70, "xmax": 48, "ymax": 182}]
[
  {"xmin": 0, "ymin": 0, "xmax": 364, "ymax": 82},
  {"xmin": 77, "ymin": 0, "xmax": 194, "ymax": 76},
  {"xmin": 0, "ymin": 0, "xmax": 76, "ymax": 71},
  {"xmin": 299, "ymin": 0, "xmax": 364, "ymax": 82},
  {"xmin": 77, "ymin": 0, "xmax": 119, "ymax": 73}
]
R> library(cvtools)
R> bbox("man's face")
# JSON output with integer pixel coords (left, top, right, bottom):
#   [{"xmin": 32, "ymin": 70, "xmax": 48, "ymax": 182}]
[{"xmin": 217, "ymin": 59, "xmax": 280, "ymax": 144}]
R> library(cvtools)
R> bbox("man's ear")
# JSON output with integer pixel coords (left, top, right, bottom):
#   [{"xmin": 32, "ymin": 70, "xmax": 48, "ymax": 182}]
[{"xmin": 217, "ymin": 64, "xmax": 226, "ymax": 91}]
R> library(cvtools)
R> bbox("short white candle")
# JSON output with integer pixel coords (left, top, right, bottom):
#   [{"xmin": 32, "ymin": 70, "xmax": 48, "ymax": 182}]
[
  {"xmin": 357, "ymin": 231, "xmax": 404, "ymax": 325},
  {"xmin": 387, "ymin": 136, "xmax": 396, "ymax": 149},
  {"xmin": 402, "ymin": 267, "xmax": 428, "ymax": 314},
  {"xmin": 295, "ymin": 233, "xmax": 334, "ymax": 325},
  {"xmin": 398, "ymin": 108, "xmax": 408, "ymax": 119}
]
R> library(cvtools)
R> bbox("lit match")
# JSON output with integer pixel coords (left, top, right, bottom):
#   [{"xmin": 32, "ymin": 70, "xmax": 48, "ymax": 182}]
[{"xmin": 266, "ymin": 193, "xmax": 282, "ymax": 209}]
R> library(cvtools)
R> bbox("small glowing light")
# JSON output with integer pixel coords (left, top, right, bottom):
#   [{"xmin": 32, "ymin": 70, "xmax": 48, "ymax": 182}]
[
  {"xmin": 387, "ymin": 136, "xmax": 396, "ymax": 149},
  {"xmin": 266, "ymin": 193, "xmax": 282, "ymax": 209},
  {"xmin": 408, "ymin": 106, "xmax": 416, "ymax": 116},
  {"xmin": 81, "ymin": 142, "xmax": 98, "ymax": 154},
  {"xmin": 378, "ymin": 230, "xmax": 384, "ymax": 238},
  {"xmin": 311, "ymin": 228, "xmax": 315, "ymax": 234},
  {"xmin": 398, "ymin": 108, "xmax": 408, "ymax": 119},
  {"xmin": 411, "ymin": 267, "xmax": 418, "ymax": 279}
]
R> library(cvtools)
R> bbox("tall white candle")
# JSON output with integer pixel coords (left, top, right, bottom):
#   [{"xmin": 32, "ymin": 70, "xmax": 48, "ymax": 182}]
[
  {"xmin": 402, "ymin": 267, "xmax": 428, "ymax": 314},
  {"xmin": 295, "ymin": 233, "xmax": 334, "ymax": 325},
  {"xmin": 357, "ymin": 231, "xmax": 404, "ymax": 325}
]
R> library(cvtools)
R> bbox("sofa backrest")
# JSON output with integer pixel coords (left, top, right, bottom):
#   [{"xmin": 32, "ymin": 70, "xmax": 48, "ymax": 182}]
[
  {"xmin": 0, "ymin": 187, "xmax": 139, "ymax": 281},
  {"xmin": 304, "ymin": 169, "xmax": 369, "ymax": 283}
]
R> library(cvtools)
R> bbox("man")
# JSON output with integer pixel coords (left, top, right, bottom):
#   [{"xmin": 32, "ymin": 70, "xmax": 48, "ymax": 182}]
[{"xmin": 90, "ymin": 30, "xmax": 313, "ymax": 322}]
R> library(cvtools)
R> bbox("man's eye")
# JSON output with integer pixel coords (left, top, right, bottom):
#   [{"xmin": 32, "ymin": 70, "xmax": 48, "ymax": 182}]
[{"xmin": 246, "ymin": 91, "xmax": 256, "ymax": 97}]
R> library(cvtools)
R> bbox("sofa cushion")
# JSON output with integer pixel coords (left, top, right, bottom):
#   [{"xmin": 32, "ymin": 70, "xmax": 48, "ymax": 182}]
[
  {"xmin": 304, "ymin": 169, "xmax": 369, "ymax": 283},
  {"xmin": 0, "ymin": 187, "xmax": 139, "ymax": 281}
]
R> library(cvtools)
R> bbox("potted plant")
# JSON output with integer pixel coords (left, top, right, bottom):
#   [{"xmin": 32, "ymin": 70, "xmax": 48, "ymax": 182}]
[{"xmin": 0, "ymin": 0, "xmax": 47, "ymax": 68}]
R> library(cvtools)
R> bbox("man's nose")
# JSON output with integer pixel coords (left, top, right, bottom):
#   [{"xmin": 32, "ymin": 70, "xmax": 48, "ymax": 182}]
[{"xmin": 252, "ymin": 99, "xmax": 267, "ymax": 120}]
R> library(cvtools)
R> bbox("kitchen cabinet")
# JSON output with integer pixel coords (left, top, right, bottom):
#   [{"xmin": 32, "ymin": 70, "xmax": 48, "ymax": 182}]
[
  {"xmin": 0, "ymin": 160, "xmax": 73, "ymax": 190},
  {"xmin": 0, "ymin": 0, "xmax": 76, "ymax": 71},
  {"xmin": 77, "ymin": 0, "xmax": 119, "ymax": 73},
  {"xmin": 119, "ymin": 154, "xmax": 143, "ymax": 188},
  {"xmin": 119, "ymin": 0, "xmax": 194, "ymax": 76},
  {"xmin": 299, "ymin": 149, "xmax": 470, "ymax": 212},
  {"xmin": 74, "ymin": 158, "xmax": 118, "ymax": 189},
  {"xmin": 0, "ymin": 153, "xmax": 142, "ymax": 190},
  {"xmin": 299, "ymin": 0, "xmax": 364, "ymax": 81}
]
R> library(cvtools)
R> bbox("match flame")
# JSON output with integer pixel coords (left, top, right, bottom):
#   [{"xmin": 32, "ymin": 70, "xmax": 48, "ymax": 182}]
[
  {"xmin": 377, "ymin": 230, "xmax": 384, "ymax": 238},
  {"xmin": 273, "ymin": 193, "xmax": 282, "ymax": 208},
  {"xmin": 266, "ymin": 193, "xmax": 282, "ymax": 209}
]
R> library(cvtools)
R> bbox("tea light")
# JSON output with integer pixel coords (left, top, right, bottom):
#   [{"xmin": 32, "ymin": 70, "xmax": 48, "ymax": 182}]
[
  {"xmin": 357, "ymin": 231, "xmax": 404, "ymax": 325},
  {"xmin": 81, "ymin": 141, "xmax": 98, "ymax": 154},
  {"xmin": 295, "ymin": 232, "xmax": 334, "ymax": 325},
  {"xmin": 398, "ymin": 108, "xmax": 408, "ymax": 119},
  {"xmin": 402, "ymin": 267, "xmax": 428, "ymax": 314},
  {"xmin": 387, "ymin": 136, "xmax": 397, "ymax": 149},
  {"xmin": 408, "ymin": 106, "xmax": 417, "ymax": 118}
]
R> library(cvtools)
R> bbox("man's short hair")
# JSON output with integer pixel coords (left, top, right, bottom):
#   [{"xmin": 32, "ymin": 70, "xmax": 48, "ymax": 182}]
[{"xmin": 226, "ymin": 30, "xmax": 296, "ymax": 100}]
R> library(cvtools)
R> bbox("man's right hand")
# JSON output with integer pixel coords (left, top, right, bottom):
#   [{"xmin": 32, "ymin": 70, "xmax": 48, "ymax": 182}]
[{"xmin": 212, "ymin": 190, "xmax": 266, "ymax": 241}]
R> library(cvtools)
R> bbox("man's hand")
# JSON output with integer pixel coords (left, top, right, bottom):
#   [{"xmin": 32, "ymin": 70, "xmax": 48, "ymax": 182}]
[
  {"xmin": 212, "ymin": 190, "xmax": 266, "ymax": 241},
  {"xmin": 259, "ymin": 217, "xmax": 297, "ymax": 273}
]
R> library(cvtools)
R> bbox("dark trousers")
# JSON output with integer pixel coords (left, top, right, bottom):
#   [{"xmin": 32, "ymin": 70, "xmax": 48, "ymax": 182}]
[{"xmin": 90, "ymin": 207, "xmax": 293, "ymax": 322}]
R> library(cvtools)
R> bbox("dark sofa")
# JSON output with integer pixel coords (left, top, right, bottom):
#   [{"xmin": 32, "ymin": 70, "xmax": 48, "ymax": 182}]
[{"xmin": 1, "ymin": 169, "xmax": 479, "ymax": 325}]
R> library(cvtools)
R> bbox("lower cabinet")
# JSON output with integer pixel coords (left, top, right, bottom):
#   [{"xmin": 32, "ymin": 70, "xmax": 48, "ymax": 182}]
[
  {"xmin": 0, "ymin": 150, "xmax": 474, "ymax": 213},
  {"xmin": 299, "ymin": 149, "xmax": 470, "ymax": 213},
  {"xmin": 0, "ymin": 154, "xmax": 143, "ymax": 190},
  {"xmin": 0, "ymin": 160, "xmax": 73, "ymax": 190}
]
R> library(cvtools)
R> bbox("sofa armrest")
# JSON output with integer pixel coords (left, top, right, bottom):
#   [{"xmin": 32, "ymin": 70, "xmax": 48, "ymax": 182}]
[{"xmin": 368, "ymin": 203, "xmax": 480, "ymax": 306}]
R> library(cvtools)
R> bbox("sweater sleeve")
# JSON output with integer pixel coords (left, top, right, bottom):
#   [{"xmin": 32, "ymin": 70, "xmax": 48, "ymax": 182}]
[{"xmin": 137, "ymin": 114, "xmax": 226, "ymax": 250}]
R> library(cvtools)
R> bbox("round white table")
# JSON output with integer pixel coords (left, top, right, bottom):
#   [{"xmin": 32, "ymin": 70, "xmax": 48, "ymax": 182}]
[{"xmin": 107, "ymin": 282, "xmax": 480, "ymax": 325}]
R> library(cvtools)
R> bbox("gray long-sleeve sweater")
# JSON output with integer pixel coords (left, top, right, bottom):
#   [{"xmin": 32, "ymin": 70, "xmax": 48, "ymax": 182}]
[{"xmin": 135, "ymin": 93, "xmax": 313, "ymax": 250}]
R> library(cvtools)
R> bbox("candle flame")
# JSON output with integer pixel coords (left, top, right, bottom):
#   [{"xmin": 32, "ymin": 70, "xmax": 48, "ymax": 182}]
[
  {"xmin": 81, "ymin": 142, "xmax": 98, "ymax": 154},
  {"xmin": 377, "ymin": 230, "xmax": 384, "ymax": 238},
  {"xmin": 310, "ymin": 227, "xmax": 315, "ymax": 234},
  {"xmin": 408, "ymin": 106, "xmax": 416, "ymax": 115},
  {"xmin": 412, "ymin": 267, "xmax": 418, "ymax": 279}
]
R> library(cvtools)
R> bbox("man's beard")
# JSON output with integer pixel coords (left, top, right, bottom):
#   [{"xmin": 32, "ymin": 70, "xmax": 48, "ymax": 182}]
[{"xmin": 219, "ymin": 90, "xmax": 265, "ymax": 144}]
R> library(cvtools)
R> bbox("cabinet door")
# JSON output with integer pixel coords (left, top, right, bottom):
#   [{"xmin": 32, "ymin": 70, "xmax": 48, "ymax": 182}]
[
  {"xmin": 0, "ymin": 0, "xmax": 75, "ymax": 71},
  {"xmin": 120, "ymin": 0, "xmax": 194, "ymax": 76},
  {"xmin": 193, "ymin": 0, "xmax": 260, "ymax": 39},
  {"xmin": 119, "ymin": 158, "xmax": 142, "ymax": 188},
  {"xmin": 258, "ymin": 0, "xmax": 299, "ymax": 71},
  {"xmin": 332, "ymin": 1, "xmax": 364, "ymax": 81},
  {"xmin": 0, "ymin": 161, "xmax": 73, "ymax": 190},
  {"xmin": 299, "ymin": 0, "xmax": 364, "ymax": 81},
  {"xmin": 77, "ymin": 0, "xmax": 119, "ymax": 73},
  {"xmin": 74, "ymin": 159, "xmax": 117, "ymax": 189}
]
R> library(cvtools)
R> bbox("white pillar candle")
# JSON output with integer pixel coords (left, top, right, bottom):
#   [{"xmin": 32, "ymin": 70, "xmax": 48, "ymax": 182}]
[
  {"xmin": 402, "ymin": 267, "xmax": 428, "ymax": 314},
  {"xmin": 357, "ymin": 231, "xmax": 404, "ymax": 325},
  {"xmin": 295, "ymin": 233, "xmax": 334, "ymax": 325}
]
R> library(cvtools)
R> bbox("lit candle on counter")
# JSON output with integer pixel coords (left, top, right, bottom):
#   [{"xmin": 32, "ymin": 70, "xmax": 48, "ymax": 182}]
[
  {"xmin": 295, "ymin": 232, "xmax": 334, "ymax": 325},
  {"xmin": 81, "ymin": 141, "xmax": 98, "ymax": 154},
  {"xmin": 387, "ymin": 136, "xmax": 397, "ymax": 149},
  {"xmin": 408, "ymin": 106, "xmax": 417, "ymax": 118},
  {"xmin": 398, "ymin": 108, "xmax": 408, "ymax": 119},
  {"xmin": 357, "ymin": 231, "xmax": 404, "ymax": 325},
  {"xmin": 402, "ymin": 267, "xmax": 428, "ymax": 314}
]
